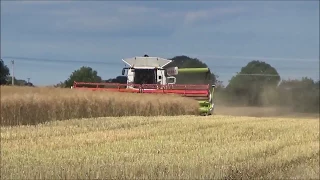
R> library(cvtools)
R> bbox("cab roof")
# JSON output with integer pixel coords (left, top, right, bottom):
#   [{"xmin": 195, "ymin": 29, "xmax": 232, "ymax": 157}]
[{"xmin": 122, "ymin": 56, "xmax": 172, "ymax": 68}]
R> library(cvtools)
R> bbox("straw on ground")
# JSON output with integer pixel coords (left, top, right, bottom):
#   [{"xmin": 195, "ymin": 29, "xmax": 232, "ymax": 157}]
[{"xmin": 1, "ymin": 115, "xmax": 319, "ymax": 179}]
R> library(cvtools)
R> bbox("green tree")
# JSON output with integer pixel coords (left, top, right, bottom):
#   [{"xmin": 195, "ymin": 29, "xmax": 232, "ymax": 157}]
[
  {"xmin": 166, "ymin": 55, "xmax": 208, "ymax": 68},
  {"xmin": 226, "ymin": 60, "xmax": 281, "ymax": 106},
  {"xmin": 64, "ymin": 66, "xmax": 102, "ymax": 88},
  {"xmin": 278, "ymin": 77, "xmax": 316, "ymax": 89},
  {"xmin": 165, "ymin": 55, "xmax": 218, "ymax": 84},
  {"xmin": 0, "ymin": 59, "xmax": 10, "ymax": 85},
  {"xmin": 277, "ymin": 77, "xmax": 319, "ymax": 113}
]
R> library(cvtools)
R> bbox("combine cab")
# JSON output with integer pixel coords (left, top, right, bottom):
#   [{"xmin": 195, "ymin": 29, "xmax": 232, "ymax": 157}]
[{"xmin": 72, "ymin": 55, "xmax": 215, "ymax": 115}]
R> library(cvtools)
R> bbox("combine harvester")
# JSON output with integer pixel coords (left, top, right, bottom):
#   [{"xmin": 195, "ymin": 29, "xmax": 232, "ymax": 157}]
[{"xmin": 72, "ymin": 55, "xmax": 215, "ymax": 115}]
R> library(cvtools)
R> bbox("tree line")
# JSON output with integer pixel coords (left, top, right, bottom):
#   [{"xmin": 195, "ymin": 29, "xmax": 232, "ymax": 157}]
[
  {"xmin": 1, "ymin": 56, "xmax": 318, "ymax": 113},
  {"xmin": 0, "ymin": 59, "xmax": 34, "ymax": 86}
]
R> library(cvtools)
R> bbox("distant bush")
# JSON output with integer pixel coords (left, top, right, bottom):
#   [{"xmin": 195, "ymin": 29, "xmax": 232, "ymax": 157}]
[
  {"xmin": 217, "ymin": 77, "xmax": 319, "ymax": 113},
  {"xmin": 276, "ymin": 78, "xmax": 319, "ymax": 113}
]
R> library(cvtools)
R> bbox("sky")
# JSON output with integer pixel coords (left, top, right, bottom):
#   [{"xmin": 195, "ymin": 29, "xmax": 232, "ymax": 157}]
[{"xmin": 1, "ymin": 0, "xmax": 319, "ymax": 86}]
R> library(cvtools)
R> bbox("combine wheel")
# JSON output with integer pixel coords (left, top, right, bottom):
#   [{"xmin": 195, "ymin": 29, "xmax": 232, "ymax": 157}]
[
  {"xmin": 207, "ymin": 103, "xmax": 214, "ymax": 115},
  {"xmin": 199, "ymin": 92, "xmax": 215, "ymax": 116}
]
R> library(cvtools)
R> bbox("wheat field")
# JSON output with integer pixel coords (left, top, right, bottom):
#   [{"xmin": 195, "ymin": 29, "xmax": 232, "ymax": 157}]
[
  {"xmin": 0, "ymin": 86, "xmax": 199, "ymax": 126},
  {"xmin": 1, "ymin": 86, "xmax": 319, "ymax": 179},
  {"xmin": 1, "ymin": 115, "xmax": 319, "ymax": 179}
]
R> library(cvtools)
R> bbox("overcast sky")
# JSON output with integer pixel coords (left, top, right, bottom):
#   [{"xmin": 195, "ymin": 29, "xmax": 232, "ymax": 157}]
[{"xmin": 1, "ymin": 1, "xmax": 319, "ymax": 86}]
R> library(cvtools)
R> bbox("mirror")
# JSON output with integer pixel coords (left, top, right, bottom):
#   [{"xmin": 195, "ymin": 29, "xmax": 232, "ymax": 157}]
[
  {"xmin": 122, "ymin": 68, "xmax": 125, "ymax": 75},
  {"xmin": 166, "ymin": 67, "xmax": 178, "ymax": 76}
]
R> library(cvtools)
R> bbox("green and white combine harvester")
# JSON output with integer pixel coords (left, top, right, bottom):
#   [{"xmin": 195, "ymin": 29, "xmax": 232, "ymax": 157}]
[{"xmin": 73, "ymin": 55, "xmax": 215, "ymax": 115}]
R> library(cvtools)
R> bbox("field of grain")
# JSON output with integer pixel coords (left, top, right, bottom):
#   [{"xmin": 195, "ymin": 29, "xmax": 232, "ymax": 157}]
[
  {"xmin": 0, "ymin": 86, "xmax": 199, "ymax": 126},
  {"xmin": 1, "ymin": 86, "xmax": 319, "ymax": 179},
  {"xmin": 1, "ymin": 115, "xmax": 319, "ymax": 179}
]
